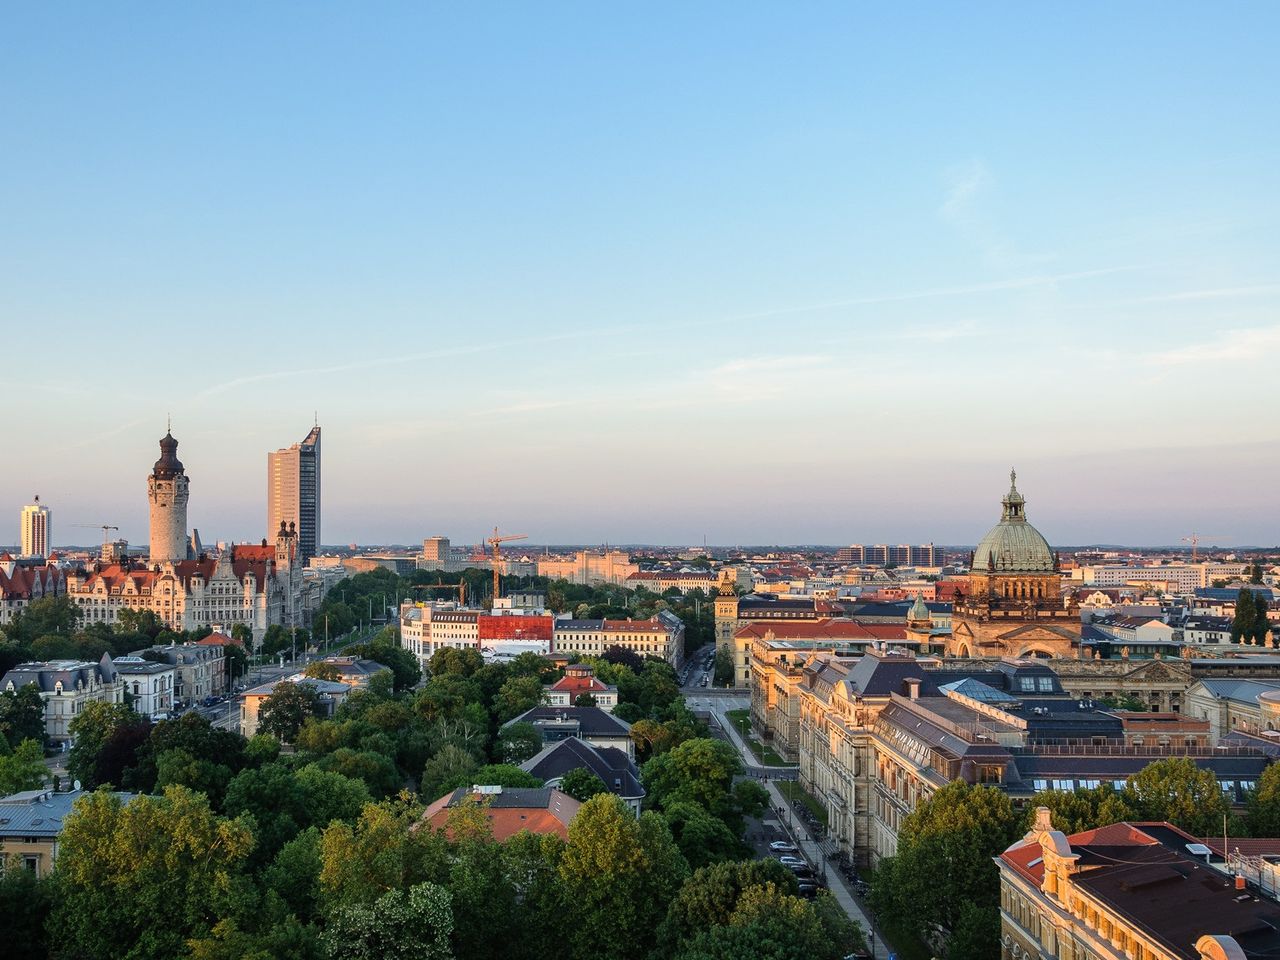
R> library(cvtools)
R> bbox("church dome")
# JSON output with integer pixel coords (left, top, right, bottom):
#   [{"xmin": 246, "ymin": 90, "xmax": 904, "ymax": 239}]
[
  {"xmin": 908, "ymin": 592, "xmax": 930, "ymax": 623},
  {"xmin": 970, "ymin": 470, "xmax": 1056, "ymax": 574}
]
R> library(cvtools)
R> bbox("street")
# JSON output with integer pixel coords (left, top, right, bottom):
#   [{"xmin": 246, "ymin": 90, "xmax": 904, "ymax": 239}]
[{"xmin": 682, "ymin": 643, "xmax": 891, "ymax": 960}]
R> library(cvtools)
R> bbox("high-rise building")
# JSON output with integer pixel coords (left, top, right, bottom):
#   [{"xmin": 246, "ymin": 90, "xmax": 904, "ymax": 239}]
[
  {"xmin": 835, "ymin": 543, "xmax": 939, "ymax": 566},
  {"xmin": 422, "ymin": 536, "xmax": 450, "ymax": 565},
  {"xmin": 148, "ymin": 431, "xmax": 190, "ymax": 563},
  {"xmin": 19, "ymin": 496, "xmax": 52, "ymax": 559},
  {"xmin": 267, "ymin": 425, "xmax": 321, "ymax": 564}
]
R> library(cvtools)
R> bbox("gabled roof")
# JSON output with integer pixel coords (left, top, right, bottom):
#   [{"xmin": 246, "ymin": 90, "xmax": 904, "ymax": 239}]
[
  {"xmin": 420, "ymin": 786, "xmax": 580, "ymax": 840},
  {"xmin": 520, "ymin": 736, "xmax": 644, "ymax": 799}
]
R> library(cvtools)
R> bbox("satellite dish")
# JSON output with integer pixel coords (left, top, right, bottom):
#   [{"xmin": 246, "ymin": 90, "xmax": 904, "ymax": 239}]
[{"xmin": 73, "ymin": 779, "xmax": 82, "ymax": 791}]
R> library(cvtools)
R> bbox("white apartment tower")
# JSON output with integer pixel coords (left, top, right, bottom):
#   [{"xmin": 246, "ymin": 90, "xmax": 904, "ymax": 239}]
[
  {"xmin": 20, "ymin": 496, "xmax": 52, "ymax": 559},
  {"xmin": 148, "ymin": 430, "xmax": 190, "ymax": 563}
]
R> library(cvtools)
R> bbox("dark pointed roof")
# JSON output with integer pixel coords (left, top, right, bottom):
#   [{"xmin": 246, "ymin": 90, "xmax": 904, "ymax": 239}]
[{"xmin": 152, "ymin": 432, "xmax": 185, "ymax": 479}]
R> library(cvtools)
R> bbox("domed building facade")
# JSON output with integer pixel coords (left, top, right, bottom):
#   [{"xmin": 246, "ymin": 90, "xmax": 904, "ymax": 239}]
[{"xmin": 946, "ymin": 471, "xmax": 1081, "ymax": 659}]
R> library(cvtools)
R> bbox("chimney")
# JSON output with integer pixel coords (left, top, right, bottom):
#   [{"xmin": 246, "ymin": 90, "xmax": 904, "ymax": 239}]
[
  {"xmin": 905, "ymin": 677, "xmax": 921, "ymax": 700},
  {"xmin": 1236, "ymin": 875, "xmax": 1246, "ymax": 891}
]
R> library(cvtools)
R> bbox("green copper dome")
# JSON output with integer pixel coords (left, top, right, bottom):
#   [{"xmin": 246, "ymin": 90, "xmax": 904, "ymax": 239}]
[
  {"xmin": 970, "ymin": 470, "xmax": 1056, "ymax": 574},
  {"xmin": 908, "ymin": 592, "xmax": 930, "ymax": 622}
]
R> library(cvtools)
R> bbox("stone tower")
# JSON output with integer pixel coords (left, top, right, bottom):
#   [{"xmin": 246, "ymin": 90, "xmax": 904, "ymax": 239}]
[{"xmin": 148, "ymin": 430, "xmax": 190, "ymax": 563}]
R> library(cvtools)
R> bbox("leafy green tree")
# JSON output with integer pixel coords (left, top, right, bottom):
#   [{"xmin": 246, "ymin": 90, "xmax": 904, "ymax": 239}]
[
  {"xmin": 713, "ymin": 646, "xmax": 734, "ymax": 687},
  {"xmin": 642, "ymin": 737, "xmax": 763, "ymax": 837},
  {"xmin": 348, "ymin": 638, "xmax": 421, "ymax": 692},
  {"xmin": 260, "ymin": 681, "xmax": 323, "ymax": 742},
  {"xmin": 117, "ymin": 607, "xmax": 163, "ymax": 638},
  {"xmin": 51, "ymin": 786, "xmax": 255, "ymax": 960},
  {"xmin": 871, "ymin": 782, "xmax": 1020, "ymax": 956},
  {"xmin": 323, "ymin": 881, "xmax": 453, "ymax": 960},
  {"xmin": 1126, "ymin": 756, "xmax": 1233, "ymax": 836},
  {"xmin": 1248, "ymin": 762, "xmax": 1280, "ymax": 836},
  {"xmin": 230, "ymin": 622, "xmax": 253, "ymax": 647},
  {"xmin": 494, "ymin": 674, "xmax": 546, "ymax": 721},
  {"xmin": 421, "ymin": 744, "xmax": 479, "ymax": 800},
  {"xmin": 186, "ymin": 908, "xmax": 323, "ymax": 960},
  {"xmin": 7, "ymin": 594, "xmax": 80, "ymax": 645},
  {"xmin": 155, "ymin": 747, "xmax": 233, "ymax": 807},
  {"xmin": 67, "ymin": 700, "xmax": 149, "ymax": 788},
  {"xmin": 1233, "ymin": 589, "xmax": 1266, "ymax": 644},
  {"xmin": 558, "ymin": 794, "xmax": 689, "ymax": 960},
  {"xmin": 1024, "ymin": 784, "xmax": 1136, "ymax": 834},
  {"xmin": 263, "ymin": 827, "xmax": 324, "ymax": 921},
  {"xmin": 429, "ymin": 647, "xmax": 484, "ymax": 677},
  {"xmin": 315, "ymin": 748, "xmax": 401, "ymax": 797},
  {"xmin": 496, "ymin": 722, "xmax": 543, "ymax": 764},
  {"xmin": 675, "ymin": 884, "xmax": 860, "ymax": 960},
  {"xmin": 305, "ymin": 662, "xmax": 344, "ymax": 681},
  {"xmin": 0, "ymin": 738, "xmax": 46, "ymax": 794},
  {"xmin": 657, "ymin": 859, "xmax": 799, "ymax": 952},
  {"xmin": 559, "ymin": 767, "xmax": 608, "ymax": 802},
  {"xmin": 573, "ymin": 692, "xmax": 598, "ymax": 707},
  {"xmin": 0, "ymin": 867, "xmax": 53, "ymax": 960},
  {"xmin": 0, "ymin": 684, "xmax": 46, "ymax": 748},
  {"xmin": 319, "ymin": 797, "xmax": 447, "ymax": 909}
]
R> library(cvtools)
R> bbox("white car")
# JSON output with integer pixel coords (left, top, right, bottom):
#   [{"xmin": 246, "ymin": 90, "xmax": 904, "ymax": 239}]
[
  {"xmin": 778, "ymin": 855, "xmax": 806, "ymax": 868},
  {"xmin": 769, "ymin": 841, "xmax": 798, "ymax": 853}
]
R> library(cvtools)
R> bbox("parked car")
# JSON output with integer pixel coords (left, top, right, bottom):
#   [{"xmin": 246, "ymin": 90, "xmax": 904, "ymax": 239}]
[
  {"xmin": 777, "ymin": 856, "xmax": 806, "ymax": 868},
  {"xmin": 797, "ymin": 882, "xmax": 820, "ymax": 898},
  {"xmin": 769, "ymin": 840, "xmax": 798, "ymax": 853}
]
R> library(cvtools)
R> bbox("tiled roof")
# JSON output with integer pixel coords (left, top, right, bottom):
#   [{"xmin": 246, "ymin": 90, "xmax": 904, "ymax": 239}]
[
  {"xmin": 420, "ymin": 786, "xmax": 580, "ymax": 840},
  {"xmin": 520, "ymin": 737, "xmax": 644, "ymax": 799}
]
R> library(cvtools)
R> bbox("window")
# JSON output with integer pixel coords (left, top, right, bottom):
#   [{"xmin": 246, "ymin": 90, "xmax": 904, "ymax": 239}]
[
  {"xmin": 1019, "ymin": 677, "xmax": 1036, "ymax": 692},
  {"xmin": 1038, "ymin": 677, "xmax": 1054, "ymax": 692}
]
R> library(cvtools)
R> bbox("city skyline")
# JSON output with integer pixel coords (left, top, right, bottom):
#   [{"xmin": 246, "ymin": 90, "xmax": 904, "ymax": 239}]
[{"xmin": 2, "ymin": 4, "xmax": 1277, "ymax": 544}]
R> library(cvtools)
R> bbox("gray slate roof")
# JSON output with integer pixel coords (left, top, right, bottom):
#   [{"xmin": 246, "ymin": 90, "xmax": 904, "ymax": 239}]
[
  {"xmin": 0, "ymin": 789, "xmax": 135, "ymax": 838},
  {"xmin": 520, "ymin": 736, "xmax": 644, "ymax": 799}
]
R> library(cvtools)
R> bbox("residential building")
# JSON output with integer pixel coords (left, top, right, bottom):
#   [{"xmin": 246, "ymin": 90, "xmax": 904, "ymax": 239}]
[
  {"xmin": 504, "ymin": 705, "xmax": 635, "ymax": 758},
  {"xmin": 112, "ymin": 657, "xmax": 176, "ymax": 717},
  {"xmin": 148, "ymin": 430, "xmax": 190, "ymax": 563},
  {"xmin": 0, "ymin": 554, "xmax": 65, "ymax": 625},
  {"xmin": 420, "ymin": 785, "xmax": 580, "ymax": 840},
  {"xmin": 19, "ymin": 496, "xmax": 51, "ymax": 559},
  {"xmin": 999, "ymin": 808, "xmax": 1280, "ymax": 960},
  {"xmin": 551, "ymin": 612, "xmax": 685, "ymax": 668},
  {"xmin": 140, "ymin": 642, "xmax": 226, "ymax": 704},
  {"xmin": 0, "ymin": 656, "xmax": 124, "ymax": 743},
  {"xmin": 1075, "ymin": 562, "xmax": 1251, "ymax": 592},
  {"xmin": 238, "ymin": 675, "xmax": 352, "ymax": 737},
  {"xmin": 625, "ymin": 569, "xmax": 719, "ymax": 595},
  {"xmin": 520, "ymin": 737, "xmax": 644, "ymax": 815},
  {"xmin": 267, "ymin": 424, "xmax": 322, "ymax": 564},
  {"xmin": 836, "ymin": 544, "xmax": 940, "ymax": 566},
  {"xmin": 537, "ymin": 549, "xmax": 638, "ymax": 585},
  {"xmin": 0, "ymin": 789, "xmax": 135, "ymax": 877},
  {"xmin": 545, "ymin": 664, "xmax": 618, "ymax": 711},
  {"xmin": 947, "ymin": 471, "xmax": 1081, "ymax": 658}
]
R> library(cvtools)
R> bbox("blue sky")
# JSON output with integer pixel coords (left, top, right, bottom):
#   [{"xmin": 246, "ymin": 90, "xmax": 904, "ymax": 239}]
[{"xmin": 2, "ymin": 3, "xmax": 1277, "ymax": 547}]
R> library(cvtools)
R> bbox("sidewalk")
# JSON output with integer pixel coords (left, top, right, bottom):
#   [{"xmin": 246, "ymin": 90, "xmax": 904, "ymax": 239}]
[{"xmin": 713, "ymin": 704, "xmax": 894, "ymax": 958}]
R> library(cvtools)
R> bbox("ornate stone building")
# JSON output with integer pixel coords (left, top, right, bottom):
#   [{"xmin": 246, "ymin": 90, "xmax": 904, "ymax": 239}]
[
  {"xmin": 947, "ymin": 471, "xmax": 1081, "ymax": 659},
  {"xmin": 148, "ymin": 429, "xmax": 190, "ymax": 563}
]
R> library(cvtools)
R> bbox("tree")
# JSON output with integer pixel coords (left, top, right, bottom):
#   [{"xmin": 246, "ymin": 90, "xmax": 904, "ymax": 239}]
[
  {"xmin": 1249, "ymin": 762, "xmax": 1280, "ymax": 836},
  {"xmin": 51, "ymin": 786, "xmax": 255, "ymax": 960},
  {"xmin": 421, "ymin": 744, "xmax": 479, "ymax": 800},
  {"xmin": 260, "ymin": 681, "xmax": 323, "ymax": 742},
  {"xmin": 559, "ymin": 767, "xmax": 608, "ymax": 802},
  {"xmin": 7, "ymin": 595, "xmax": 80, "ymax": 645},
  {"xmin": 0, "ymin": 738, "xmax": 46, "ymax": 794},
  {"xmin": 872, "ymin": 782, "xmax": 1020, "ymax": 956},
  {"xmin": 0, "ymin": 684, "xmax": 46, "ymax": 748},
  {"xmin": 675, "ymin": 884, "xmax": 860, "ymax": 960},
  {"xmin": 305, "ymin": 662, "xmax": 344, "ymax": 682},
  {"xmin": 496, "ymin": 722, "xmax": 543, "ymax": 764},
  {"xmin": 429, "ymin": 647, "xmax": 483, "ymax": 677},
  {"xmin": 1127, "ymin": 756, "xmax": 1233, "ymax": 836},
  {"xmin": 349, "ymin": 639, "xmax": 421, "ymax": 692},
  {"xmin": 319, "ymin": 797, "xmax": 447, "ymax": 909},
  {"xmin": 223, "ymin": 641, "xmax": 249, "ymax": 687},
  {"xmin": 1233, "ymin": 588, "xmax": 1267, "ymax": 645},
  {"xmin": 573, "ymin": 692, "xmax": 598, "ymax": 708},
  {"xmin": 558, "ymin": 794, "xmax": 689, "ymax": 960},
  {"xmin": 494, "ymin": 674, "xmax": 546, "ymax": 721},
  {"xmin": 1251, "ymin": 564, "xmax": 1265, "ymax": 585},
  {"xmin": 1025, "ymin": 784, "xmax": 1136, "ymax": 834},
  {"xmin": 713, "ymin": 646, "xmax": 734, "ymax": 687},
  {"xmin": 0, "ymin": 868, "xmax": 53, "ymax": 960},
  {"xmin": 155, "ymin": 748, "xmax": 233, "ymax": 807},
  {"xmin": 323, "ymin": 882, "xmax": 454, "ymax": 960},
  {"xmin": 67, "ymin": 700, "xmax": 150, "ymax": 788},
  {"xmin": 657, "ymin": 859, "xmax": 799, "ymax": 952}
]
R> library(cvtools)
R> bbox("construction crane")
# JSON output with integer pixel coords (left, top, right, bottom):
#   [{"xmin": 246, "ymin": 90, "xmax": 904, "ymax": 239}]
[
  {"xmin": 72, "ymin": 524, "xmax": 119, "ymax": 553},
  {"xmin": 486, "ymin": 528, "xmax": 528, "ymax": 603},
  {"xmin": 1181, "ymin": 533, "xmax": 1228, "ymax": 563}
]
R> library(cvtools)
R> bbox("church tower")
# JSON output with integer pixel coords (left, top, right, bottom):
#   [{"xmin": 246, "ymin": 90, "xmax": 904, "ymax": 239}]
[{"xmin": 148, "ymin": 429, "xmax": 190, "ymax": 564}]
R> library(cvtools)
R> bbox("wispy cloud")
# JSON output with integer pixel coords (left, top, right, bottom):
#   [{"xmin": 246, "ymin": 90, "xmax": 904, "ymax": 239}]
[
  {"xmin": 940, "ymin": 158, "xmax": 989, "ymax": 222},
  {"xmin": 1146, "ymin": 325, "xmax": 1280, "ymax": 366},
  {"xmin": 1126, "ymin": 283, "xmax": 1280, "ymax": 304}
]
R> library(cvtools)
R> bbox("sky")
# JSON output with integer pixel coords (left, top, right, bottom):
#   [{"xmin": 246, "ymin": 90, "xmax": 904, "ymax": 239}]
[{"xmin": 1, "ymin": 3, "xmax": 1278, "ymax": 548}]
